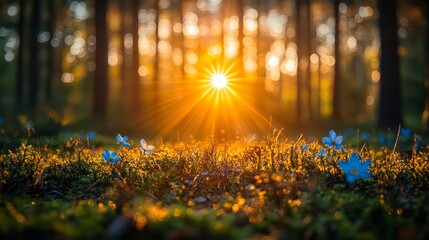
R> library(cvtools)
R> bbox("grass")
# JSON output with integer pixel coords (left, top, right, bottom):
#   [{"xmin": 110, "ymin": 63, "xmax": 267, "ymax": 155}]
[{"xmin": 0, "ymin": 129, "xmax": 429, "ymax": 239}]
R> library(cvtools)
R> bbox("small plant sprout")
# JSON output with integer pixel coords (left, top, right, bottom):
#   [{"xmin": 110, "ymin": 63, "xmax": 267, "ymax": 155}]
[
  {"xmin": 101, "ymin": 149, "xmax": 120, "ymax": 164},
  {"xmin": 116, "ymin": 133, "xmax": 131, "ymax": 147},
  {"xmin": 338, "ymin": 153, "xmax": 372, "ymax": 184},
  {"xmin": 140, "ymin": 138, "xmax": 155, "ymax": 154},
  {"xmin": 322, "ymin": 130, "xmax": 344, "ymax": 150}
]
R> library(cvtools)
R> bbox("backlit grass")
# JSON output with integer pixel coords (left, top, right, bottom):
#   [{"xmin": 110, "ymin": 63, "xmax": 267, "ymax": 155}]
[{"xmin": 0, "ymin": 130, "xmax": 428, "ymax": 239}]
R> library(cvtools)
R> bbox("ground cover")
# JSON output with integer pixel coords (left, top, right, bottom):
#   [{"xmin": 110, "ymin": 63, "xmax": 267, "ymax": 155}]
[{"xmin": 0, "ymin": 129, "xmax": 428, "ymax": 239}]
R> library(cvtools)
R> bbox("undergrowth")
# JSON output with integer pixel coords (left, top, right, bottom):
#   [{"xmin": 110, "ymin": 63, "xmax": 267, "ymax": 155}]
[{"xmin": 0, "ymin": 130, "xmax": 428, "ymax": 239}]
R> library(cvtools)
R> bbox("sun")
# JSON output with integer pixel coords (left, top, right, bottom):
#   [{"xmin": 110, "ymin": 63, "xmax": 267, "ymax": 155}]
[{"xmin": 211, "ymin": 73, "xmax": 227, "ymax": 89}]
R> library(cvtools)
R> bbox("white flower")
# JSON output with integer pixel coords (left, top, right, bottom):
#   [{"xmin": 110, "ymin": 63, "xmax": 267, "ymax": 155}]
[{"xmin": 140, "ymin": 138, "xmax": 155, "ymax": 154}]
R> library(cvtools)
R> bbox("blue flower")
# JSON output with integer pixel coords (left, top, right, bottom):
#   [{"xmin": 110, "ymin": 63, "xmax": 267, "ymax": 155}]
[
  {"xmin": 300, "ymin": 144, "xmax": 308, "ymax": 151},
  {"xmin": 338, "ymin": 153, "xmax": 371, "ymax": 184},
  {"xmin": 116, "ymin": 133, "xmax": 130, "ymax": 147},
  {"xmin": 87, "ymin": 131, "xmax": 96, "ymax": 140},
  {"xmin": 101, "ymin": 149, "xmax": 120, "ymax": 164},
  {"xmin": 360, "ymin": 132, "xmax": 370, "ymax": 141},
  {"xmin": 140, "ymin": 138, "xmax": 155, "ymax": 154},
  {"xmin": 400, "ymin": 128, "xmax": 412, "ymax": 139},
  {"xmin": 317, "ymin": 148, "xmax": 327, "ymax": 159},
  {"xmin": 0, "ymin": 116, "xmax": 4, "ymax": 126},
  {"xmin": 322, "ymin": 130, "xmax": 344, "ymax": 150},
  {"xmin": 378, "ymin": 134, "xmax": 387, "ymax": 143}
]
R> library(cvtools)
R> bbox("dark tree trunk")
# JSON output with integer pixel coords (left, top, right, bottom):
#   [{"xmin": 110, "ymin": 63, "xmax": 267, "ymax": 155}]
[
  {"xmin": 153, "ymin": 1, "xmax": 159, "ymax": 109},
  {"xmin": 46, "ymin": 0, "xmax": 59, "ymax": 105},
  {"xmin": 421, "ymin": 1, "xmax": 429, "ymax": 133},
  {"xmin": 16, "ymin": 0, "xmax": 26, "ymax": 115},
  {"xmin": 296, "ymin": 0, "xmax": 311, "ymax": 124},
  {"xmin": 28, "ymin": 0, "xmax": 41, "ymax": 115},
  {"xmin": 120, "ymin": 0, "xmax": 131, "ymax": 121},
  {"xmin": 132, "ymin": 0, "xmax": 141, "ymax": 116},
  {"xmin": 332, "ymin": 0, "xmax": 341, "ymax": 120},
  {"xmin": 377, "ymin": 0, "xmax": 403, "ymax": 129},
  {"xmin": 93, "ymin": 0, "xmax": 109, "ymax": 121}
]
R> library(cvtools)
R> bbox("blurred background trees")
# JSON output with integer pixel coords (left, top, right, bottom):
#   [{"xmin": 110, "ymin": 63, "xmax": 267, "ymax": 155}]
[{"xmin": 0, "ymin": 0, "xmax": 427, "ymax": 138}]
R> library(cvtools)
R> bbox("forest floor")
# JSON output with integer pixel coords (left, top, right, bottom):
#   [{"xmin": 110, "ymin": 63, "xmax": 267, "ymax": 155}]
[{"xmin": 0, "ymin": 129, "xmax": 428, "ymax": 239}]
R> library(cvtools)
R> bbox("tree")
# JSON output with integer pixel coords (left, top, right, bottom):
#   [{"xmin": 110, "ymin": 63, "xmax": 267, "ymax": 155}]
[
  {"xmin": 377, "ymin": 0, "xmax": 403, "ymax": 129},
  {"xmin": 93, "ymin": 0, "xmax": 109, "ymax": 121},
  {"xmin": 296, "ymin": 0, "xmax": 312, "ymax": 124},
  {"xmin": 16, "ymin": 0, "xmax": 27, "ymax": 115},
  {"xmin": 332, "ymin": 0, "xmax": 341, "ymax": 120},
  {"xmin": 421, "ymin": 0, "xmax": 429, "ymax": 132},
  {"xmin": 131, "ymin": 0, "xmax": 141, "ymax": 117},
  {"xmin": 28, "ymin": 0, "xmax": 42, "ymax": 115}
]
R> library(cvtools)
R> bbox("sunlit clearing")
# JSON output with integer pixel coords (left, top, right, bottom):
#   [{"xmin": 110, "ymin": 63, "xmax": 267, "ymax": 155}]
[{"xmin": 211, "ymin": 73, "xmax": 227, "ymax": 89}]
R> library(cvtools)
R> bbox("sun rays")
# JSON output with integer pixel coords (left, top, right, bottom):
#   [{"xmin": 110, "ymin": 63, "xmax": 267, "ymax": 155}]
[{"xmin": 127, "ymin": 58, "xmax": 274, "ymax": 139}]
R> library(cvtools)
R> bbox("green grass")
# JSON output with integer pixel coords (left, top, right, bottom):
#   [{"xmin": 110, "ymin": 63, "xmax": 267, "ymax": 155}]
[{"xmin": 1, "ymin": 131, "xmax": 429, "ymax": 239}]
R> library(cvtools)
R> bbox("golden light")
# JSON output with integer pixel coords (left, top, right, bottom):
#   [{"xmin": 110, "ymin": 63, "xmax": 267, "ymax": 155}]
[{"xmin": 211, "ymin": 73, "xmax": 227, "ymax": 89}]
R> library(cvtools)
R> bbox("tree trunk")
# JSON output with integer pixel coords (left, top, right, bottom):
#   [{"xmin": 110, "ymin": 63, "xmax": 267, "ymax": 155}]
[
  {"xmin": 16, "ymin": 0, "xmax": 26, "ymax": 115},
  {"xmin": 132, "ymin": 0, "xmax": 141, "ymax": 116},
  {"xmin": 421, "ymin": 1, "xmax": 429, "ymax": 133},
  {"xmin": 377, "ymin": 0, "xmax": 403, "ymax": 129},
  {"xmin": 93, "ymin": 0, "xmax": 109, "ymax": 121},
  {"xmin": 296, "ymin": 0, "xmax": 311, "ymax": 124},
  {"xmin": 332, "ymin": 0, "xmax": 341, "ymax": 120},
  {"xmin": 28, "ymin": 0, "xmax": 41, "ymax": 115}
]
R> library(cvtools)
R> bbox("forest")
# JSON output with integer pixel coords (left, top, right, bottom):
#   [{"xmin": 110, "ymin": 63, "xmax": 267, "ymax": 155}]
[
  {"xmin": 1, "ymin": 1, "xmax": 429, "ymax": 239},
  {"xmin": 0, "ymin": 0, "xmax": 427, "ymax": 138}
]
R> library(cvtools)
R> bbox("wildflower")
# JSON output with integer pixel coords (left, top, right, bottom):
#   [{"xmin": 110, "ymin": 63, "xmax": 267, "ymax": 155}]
[
  {"xmin": 378, "ymin": 134, "xmax": 387, "ymax": 144},
  {"xmin": 102, "ymin": 149, "xmax": 120, "ymax": 164},
  {"xmin": 116, "ymin": 133, "xmax": 130, "ymax": 147},
  {"xmin": 338, "ymin": 153, "xmax": 371, "ymax": 184},
  {"xmin": 400, "ymin": 128, "xmax": 412, "ymax": 139},
  {"xmin": 317, "ymin": 148, "xmax": 327, "ymax": 159},
  {"xmin": 140, "ymin": 138, "xmax": 155, "ymax": 154},
  {"xmin": 322, "ymin": 130, "xmax": 344, "ymax": 150},
  {"xmin": 360, "ymin": 132, "xmax": 370, "ymax": 141},
  {"xmin": 300, "ymin": 144, "xmax": 308, "ymax": 151},
  {"xmin": 87, "ymin": 131, "xmax": 96, "ymax": 140}
]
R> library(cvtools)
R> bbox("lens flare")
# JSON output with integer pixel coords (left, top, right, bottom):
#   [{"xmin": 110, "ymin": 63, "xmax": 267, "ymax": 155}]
[{"xmin": 211, "ymin": 73, "xmax": 227, "ymax": 89}]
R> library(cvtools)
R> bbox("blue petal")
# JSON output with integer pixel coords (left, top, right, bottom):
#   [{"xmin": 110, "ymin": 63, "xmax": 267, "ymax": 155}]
[
  {"xmin": 360, "ymin": 159, "xmax": 371, "ymax": 170},
  {"xmin": 349, "ymin": 153, "xmax": 361, "ymax": 166},
  {"xmin": 87, "ymin": 131, "xmax": 96, "ymax": 140},
  {"xmin": 123, "ymin": 142, "xmax": 130, "ymax": 147},
  {"xmin": 360, "ymin": 133, "xmax": 370, "ymax": 141},
  {"xmin": 345, "ymin": 174, "xmax": 357, "ymax": 184},
  {"xmin": 329, "ymin": 130, "xmax": 336, "ymax": 141},
  {"xmin": 101, "ymin": 149, "xmax": 110, "ymax": 160},
  {"xmin": 338, "ymin": 161, "xmax": 351, "ymax": 173},
  {"xmin": 322, "ymin": 137, "xmax": 332, "ymax": 146},
  {"xmin": 335, "ymin": 144, "xmax": 344, "ymax": 150},
  {"xmin": 358, "ymin": 171, "xmax": 372, "ymax": 179},
  {"xmin": 111, "ymin": 152, "xmax": 118, "ymax": 158},
  {"xmin": 145, "ymin": 151, "xmax": 152, "ymax": 155},
  {"xmin": 112, "ymin": 157, "xmax": 120, "ymax": 164},
  {"xmin": 123, "ymin": 136, "xmax": 128, "ymax": 141},
  {"xmin": 139, "ymin": 147, "xmax": 145, "ymax": 152},
  {"xmin": 335, "ymin": 136, "xmax": 343, "ymax": 144}
]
